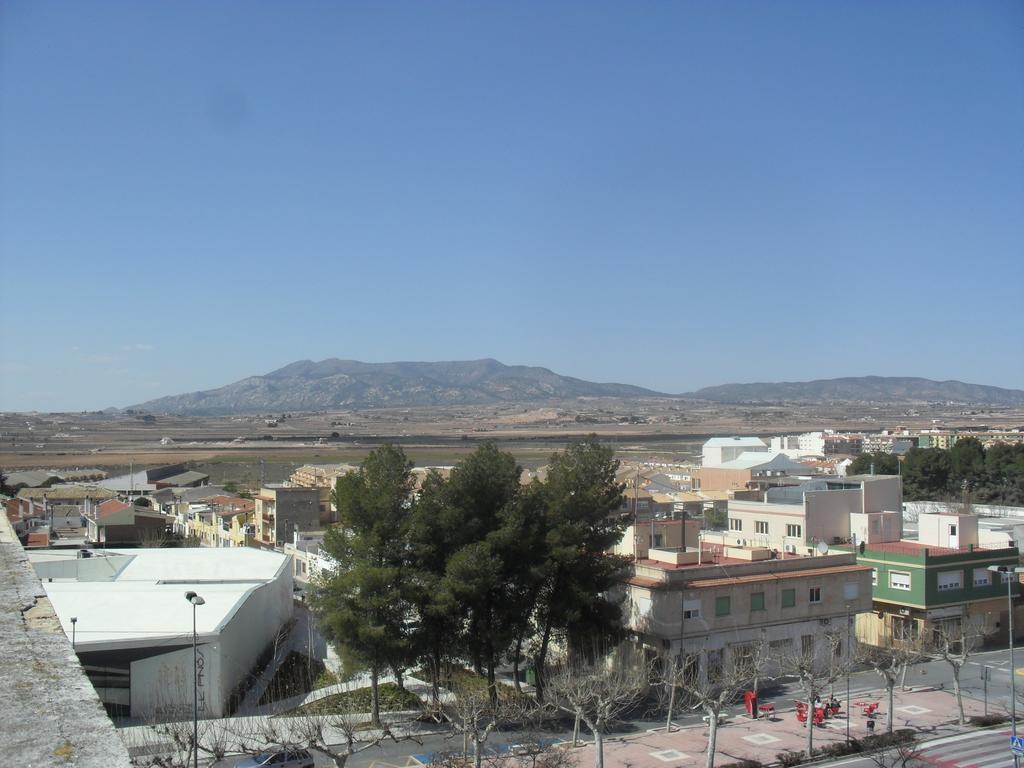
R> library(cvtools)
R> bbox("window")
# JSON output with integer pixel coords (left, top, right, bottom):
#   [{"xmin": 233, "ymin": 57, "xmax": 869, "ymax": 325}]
[
  {"xmin": 974, "ymin": 568, "xmax": 992, "ymax": 587},
  {"xmin": 844, "ymin": 581, "xmax": 860, "ymax": 600},
  {"xmin": 937, "ymin": 570, "xmax": 963, "ymax": 592},
  {"xmin": 890, "ymin": 571, "xmax": 911, "ymax": 591},
  {"xmin": 715, "ymin": 596, "xmax": 731, "ymax": 616},
  {"xmin": 893, "ymin": 615, "xmax": 919, "ymax": 642},
  {"xmin": 650, "ymin": 533, "xmax": 663, "ymax": 548},
  {"xmin": 755, "ymin": 521, "xmax": 769, "ymax": 534},
  {"xmin": 801, "ymin": 635, "xmax": 815, "ymax": 656},
  {"xmin": 751, "ymin": 592, "xmax": 765, "ymax": 611},
  {"xmin": 809, "ymin": 587, "xmax": 822, "ymax": 604},
  {"xmin": 782, "ymin": 588, "xmax": 796, "ymax": 608},
  {"xmin": 786, "ymin": 524, "xmax": 802, "ymax": 538},
  {"xmin": 683, "ymin": 599, "xmax": 701, "ymax": 620},
  {"xmin": 729, "ymin": 518, "xmax": 743, "ymax": 531},
  {"xmin": 872, "ymin": 569, "xmax": 878, "ymax": 586}
]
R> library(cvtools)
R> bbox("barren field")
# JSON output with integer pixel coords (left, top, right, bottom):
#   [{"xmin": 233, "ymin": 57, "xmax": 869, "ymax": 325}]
[{"xmin": 3, "ymin": 398, "xmax": 1021, "ymax": 486}]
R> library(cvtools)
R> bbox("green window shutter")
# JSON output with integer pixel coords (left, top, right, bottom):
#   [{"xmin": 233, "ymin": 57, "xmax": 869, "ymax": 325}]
[
  {"xmin": 751, "ymin": 592, "xmax": 765, "ymax": 611},
  {"xmin": 715, "ymin": 596, "xmax": 731, "ymax": 616},
  {"xmin": 782, "ymin": 588, "xmax": 796, "ymax": 608}
]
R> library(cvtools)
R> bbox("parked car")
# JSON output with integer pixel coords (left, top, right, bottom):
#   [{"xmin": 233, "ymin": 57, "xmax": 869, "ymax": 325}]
[{"xmin": 236, "ymin": 749, "xmax": 314, "ymax": 768}]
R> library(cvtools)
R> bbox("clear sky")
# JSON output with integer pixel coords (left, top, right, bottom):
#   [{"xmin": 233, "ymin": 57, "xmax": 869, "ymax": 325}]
[{"xmin": 1, "ymin": 1, "xmax": 1022, "ymax": 412}]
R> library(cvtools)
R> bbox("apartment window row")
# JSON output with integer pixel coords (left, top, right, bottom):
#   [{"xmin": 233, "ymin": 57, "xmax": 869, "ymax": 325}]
[
  {"xmin": 786, "ymin": 524, "xmax": 802, "ymax": 538},
  {"xmin": 729, "ymin": 518, "xmax": 743, "ymax": 531},
  {"xmin": 695, "ymin": 580, "xmax": 860, "ymax": 619},
  {"xmin": 755, "ymin": 521, "xmax": 769, "ymax": 534}
]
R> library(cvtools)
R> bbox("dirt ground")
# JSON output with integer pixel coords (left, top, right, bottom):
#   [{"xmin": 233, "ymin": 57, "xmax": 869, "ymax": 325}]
[{"xmin": 2, "ymin": 398, "xmax": 1021, "ymax": 484}]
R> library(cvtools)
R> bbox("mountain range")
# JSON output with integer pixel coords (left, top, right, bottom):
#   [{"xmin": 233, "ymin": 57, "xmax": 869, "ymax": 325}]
[
  {"xmin": 129, "ymin": 358, "xmax": 661, "ymax": 415},
  {"xmin": 688, "ymin": 376, "xmax": 1024, "ymax": 406},
  {"xmin": 128, "ymin": 360, "xmax": 1024, "ymax": 414}
]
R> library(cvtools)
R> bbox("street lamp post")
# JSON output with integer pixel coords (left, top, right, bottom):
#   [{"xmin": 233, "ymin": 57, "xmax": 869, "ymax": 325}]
[
  {"xmin": 845, "ymin": 606, "xmax": 852, "ymax": 745},
  {"xmin": 70, "ymin": 616, "xmax": 77, "ymax": 650},
  {"xmin": 184, "ymin": 591, "xmax": 205, "ymax": 768},
  {"xmin": 989, "ymin": 565, "xmax": 1024, "ymax": 768}
]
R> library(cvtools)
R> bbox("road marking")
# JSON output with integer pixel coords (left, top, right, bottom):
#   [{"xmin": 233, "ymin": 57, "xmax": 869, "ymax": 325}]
[
  {"xmin": 650, "ymin": 749, "xmax": 690, "ymax": 762},
  {"xmin": 742, "ymin": 733, "xmax": 781, "ymax": 745},
  {"xmin": 896, "ymin": 704, "xmax": 932, "ymax": 715}
]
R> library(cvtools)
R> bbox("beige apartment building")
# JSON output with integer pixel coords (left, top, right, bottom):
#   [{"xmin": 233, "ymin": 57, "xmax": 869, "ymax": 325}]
[
  {"xmin": 622, "ymin": 542, "xmax": 873, "ymax": 677},
  {"xmin": 718, "ymin": 475, "xmax": 902, "ymax": 554}
]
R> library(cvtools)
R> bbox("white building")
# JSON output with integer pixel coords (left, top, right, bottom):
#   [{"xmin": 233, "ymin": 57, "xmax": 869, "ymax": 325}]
[
  {"xmin": 769, "ymin": 432, "xmax": 826, "ymax": 459},
  {"xmin": 30, "ymin": 547, "xmax": 293, "ymax": 720},
  {"xmin": 701, "ymin": 436, "xmax": 769, "ymax": 468},
  {"xmin": 717, "ymin": 475, "xmax": 903, "ymax": 554}
]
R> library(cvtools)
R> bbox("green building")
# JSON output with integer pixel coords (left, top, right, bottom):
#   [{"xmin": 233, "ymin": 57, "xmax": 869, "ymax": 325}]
[{"xmin": 845, "ymin": 534, "xmax": 1019, "ymax": 647}]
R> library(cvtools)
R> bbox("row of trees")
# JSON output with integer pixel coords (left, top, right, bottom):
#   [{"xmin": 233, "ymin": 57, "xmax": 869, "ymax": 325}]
[
  {"xmin": 309, "ymin": 438, "xmax": 630, "ymax": 725},
  {"xmin": 848, "ymin": 439, "xmax": 1024, "ymax": 505}
]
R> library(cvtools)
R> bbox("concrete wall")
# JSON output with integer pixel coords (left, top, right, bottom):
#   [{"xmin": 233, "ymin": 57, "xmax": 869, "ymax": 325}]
[
  {"xmin": 850, "ymin": 511, "xmax": 902, "ymax": 545},
  {"xmin": 919, "ymin": 513, "xmax": 979, "ymax": 548},
  {"xmin": 130, "ymin": 646, "xmax": 196, "ymax": 721},
  {"xmin": 212, "ymin": 564, "xmax": 294, "ymax": 712},
  {"xmin": 804, "ymin": 489, "xmax": 861, "ymax": 545},
  {"xmin": 616, "ymin": 520, "xmax": 702, "ymax": 560},
  {"xmin": 861, "ymin": 476, "xmax": 902, "ymax": 514},
  {"xmin": 692, "ymin": 467, "xmax": 752, "ymax": 491},
  {"xmin": 32, "ymin": 553, "xmax": 132, "ymax": 582}
]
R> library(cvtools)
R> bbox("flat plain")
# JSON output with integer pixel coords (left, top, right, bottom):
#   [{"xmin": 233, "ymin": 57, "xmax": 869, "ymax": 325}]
[{"xmin": 2, "ymin": 398, "xmax": 1021, "ymax": 486}]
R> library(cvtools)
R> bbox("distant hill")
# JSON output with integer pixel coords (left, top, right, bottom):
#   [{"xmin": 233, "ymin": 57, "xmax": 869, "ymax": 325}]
[
  {"xmin": 687, "ymin": 376, "xmax": 1024, "ymax": 405},
  {"xmin": 129, "ymin": 358, "xmax": 666, "ymax": 415}
]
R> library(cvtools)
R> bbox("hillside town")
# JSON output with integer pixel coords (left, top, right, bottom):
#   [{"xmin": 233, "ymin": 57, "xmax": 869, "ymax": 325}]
[{"xmin": 5, "ymin": 426, "xmax": 1024, "ymax": 767}]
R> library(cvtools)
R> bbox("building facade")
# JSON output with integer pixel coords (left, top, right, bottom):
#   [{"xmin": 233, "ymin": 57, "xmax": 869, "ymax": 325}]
[{"xmin": 254, "ymin": 485, "xmax": 321, "ymax": 547}]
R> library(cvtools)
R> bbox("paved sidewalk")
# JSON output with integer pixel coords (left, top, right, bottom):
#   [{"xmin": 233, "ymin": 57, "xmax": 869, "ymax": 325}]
[{"xmin": 573, "ymin": 687, "xmax": 991, "ymax": 768}]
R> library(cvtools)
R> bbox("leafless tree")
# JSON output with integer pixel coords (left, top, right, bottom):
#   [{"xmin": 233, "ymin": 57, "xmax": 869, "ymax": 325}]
[
  {"xmin": 234, "ymin": 707, "xmax": 417, "ymax": 768},
  {"xmin": 867, "ymin": 736, "xmax": 928, "ymax": 768},
  {"xmin": 546, "ymin": 652, "xmax": 649, "ymax": 768},
  {"xmin": 441, "ymin": 682, "xmax": 538, "ymax": 768},
  {"xmin": 859, "ymin": 638, "xmax": 926, "ymax": 734},
  {"xmin": 682, "ymin": 644, "xmax": 767, "ymax": 768},
  {"xmin": 778, "ymin": 635, "xmax": 849, "ymax": 758},
  {"xmin": 929, "ymin": 618, "xmax": 986, "ymax": 725}
]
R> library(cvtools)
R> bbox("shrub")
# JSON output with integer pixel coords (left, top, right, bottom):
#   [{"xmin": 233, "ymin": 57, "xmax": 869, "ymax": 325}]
[
  {"xmin": 776, "ymin": 751, "xmax": 803, "ymax": 768},
  {"xmin": 970, "ymin": 714, "xmax": 1008, "ymax": 727},
  {"xmin": 813, "ymin": 741, "xmax": 862, "ymax": 759},
  {"xmin": 313, "ymin": 668, "xmax": 338, "ymax": 690},
  {"xmin": 860, "ymin": 729, "xmax": 915, "ymax": 751},
  {"xmin": 297, "ymin": 682, "xmax": 423, "ymax": 715},
  {"xmin": 721, "ymin": 760, "xmax": 762, "ymax": 768}
]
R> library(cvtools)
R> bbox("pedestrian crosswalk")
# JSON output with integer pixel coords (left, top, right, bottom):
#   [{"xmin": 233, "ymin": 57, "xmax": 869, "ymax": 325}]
[{"xmin": 916, "ymin": 730, "xmax": 1015, "ymax": 768}]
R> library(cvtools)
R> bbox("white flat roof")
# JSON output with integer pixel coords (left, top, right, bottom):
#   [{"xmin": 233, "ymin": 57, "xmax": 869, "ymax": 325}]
[
  {"xmin": 30, "ymin": 548, "xmax": 289, "ymax": 651},
  {"xmin": 703, "ymin": 437, "xmax": 767, "ymax": 447}
]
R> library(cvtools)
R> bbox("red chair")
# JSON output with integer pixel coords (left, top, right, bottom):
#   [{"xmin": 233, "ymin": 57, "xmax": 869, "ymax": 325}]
[
  {"xmin": 813, "ymin": 708, "xmax": 826, "ymax": 726},
  {"xmin": 827, "ymin": 702, "xmax": 841, "ymax": 717},
  {"xmin": 863, "ymin": 703, "xmax": 879, "ymax": 716},
  {"xmin": 796, "ymin": 708, "xmax": 808, "ymax": 724}
]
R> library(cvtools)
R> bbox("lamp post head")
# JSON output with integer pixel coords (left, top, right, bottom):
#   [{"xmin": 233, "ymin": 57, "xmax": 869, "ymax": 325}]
[
  {"xmin": 70, "ymin": 617, "xmax": 77, "ymax": 625},
  {"xmin": 184, "ymin": 591, "xmax": 205, "ymax": 606}
]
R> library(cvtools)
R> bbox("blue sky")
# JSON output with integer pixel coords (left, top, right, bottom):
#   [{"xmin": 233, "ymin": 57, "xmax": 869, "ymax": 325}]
[{"xmin": 1, "ymin": 1, "xmax": 1022, "ymax": 411}]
